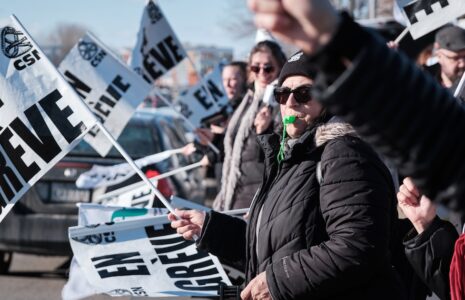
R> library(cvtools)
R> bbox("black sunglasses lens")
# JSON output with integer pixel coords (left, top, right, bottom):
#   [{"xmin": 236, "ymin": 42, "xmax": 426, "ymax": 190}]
[
  {"xmin": 251, "ymin": 65, "xmax": 274, "ymax": 74},
  {"xmin": 274, "ymin": 88, "xmax": 291, "ymax": 104},
  {"xmin": 250, "ymin": 65, "xmax": 260, "ymax": 73},
  {"xmin": 294, "ymin": 86, "xmax": 312, "ymax": 103},
  {"xmin": 263, "ymin": 66, "xmax": 275, "ymax": 74}
]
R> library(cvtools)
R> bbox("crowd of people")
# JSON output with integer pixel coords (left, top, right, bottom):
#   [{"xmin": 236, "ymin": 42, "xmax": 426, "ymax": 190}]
[{"xmin": 174, "ymin": 1, "xmax": 465, "ymax": 299}]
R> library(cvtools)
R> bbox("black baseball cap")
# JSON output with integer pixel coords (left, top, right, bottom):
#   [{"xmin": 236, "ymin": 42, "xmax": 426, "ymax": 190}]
[{"xmin": 435, "ymin": 25, "xmax": 465, "ymax": 52}]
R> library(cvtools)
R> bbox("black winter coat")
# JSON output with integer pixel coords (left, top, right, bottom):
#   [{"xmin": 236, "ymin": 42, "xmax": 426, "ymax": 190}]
[
  {"xmin": 404, "ymin": 217, "xmax": 459, "ymax": 300},
  {"xmin": 198, "ymin": 121, "xmax": 405, "ymax": 299}
]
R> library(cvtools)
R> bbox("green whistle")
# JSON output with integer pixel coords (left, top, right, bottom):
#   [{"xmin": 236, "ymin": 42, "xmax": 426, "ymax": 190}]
[
  {"xmin": 283, "ymin": 115, "xmax": 296, "ymax": 124},
  {"xmin": 278, "ymin": 116, "xmax": 296, "ymax": 163}
]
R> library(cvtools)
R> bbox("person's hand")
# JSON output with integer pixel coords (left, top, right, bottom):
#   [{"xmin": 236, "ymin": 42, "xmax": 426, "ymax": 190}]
[
  {"xmin": 200, "ymin": 155, "xmax": 210, "ymax": 167},
  {"xmin": 254, "ymin": 106, "xmax": 272, "ymax": 134},
  {"xmin": 241, "ymin": 271, "xmax": 271, "ymax": 300},
  {"xmin": 195, "ymin": 128, "xmax": 214, "ymax": 145},
  {"xmin": 387, "ymin": 41, "xmax": 399, "ymax": 50},
  {"xmin": 248, "ymin": 0, "xmax": 340, "ymax": 54},
  {"xmin": 168, "ymin": 209, "xmax": 206, "ymax": 240},
  {"xmin": 210, "ymin": 124, "xmax": 225, "ymax": 134},
  {"xmin": 181, "ymin": 143, "xmax": 197, "ymax": 156},
  {"xmin": 397, "ymin": 177, "xmax": 437, "ymax": 234}
]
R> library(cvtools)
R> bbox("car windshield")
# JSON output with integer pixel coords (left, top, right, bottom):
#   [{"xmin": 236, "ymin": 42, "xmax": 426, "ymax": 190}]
[{"xmin": 71, "ymin": 120, "xmax": 161, "ymax": 159}]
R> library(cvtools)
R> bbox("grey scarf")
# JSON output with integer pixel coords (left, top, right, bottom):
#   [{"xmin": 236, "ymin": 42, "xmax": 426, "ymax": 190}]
[{"xmin": 213, "ymin": 87, "xmax": 265, "ymax": 210}]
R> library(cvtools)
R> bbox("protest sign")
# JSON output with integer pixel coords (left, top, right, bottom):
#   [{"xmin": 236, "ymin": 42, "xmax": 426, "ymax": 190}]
[
  {"xmin": 76, "ymin": 148, "xmax": 183, "ymax": 189},
  {"xmin": 0, "ymin": 15, "xmax": 96, "ymax": 222},
  {"xmin": 69, "ymin": 215, "xmax": 231, "ymax": 297},
  {"xmin": 130, "ymin": 0, "xmax": 187, "ymax": 84},
  {"xmin": 63, "ymin": 204, "xmax": 167, "ymax": 300},
  {"xmin": 77, "ymin": 203, "xmax": 168, "ymax": 227},
  {"xmin": 96, "ymin": 179, "xmax": 158, "ymax": 208},
  {"xmin": 176, "ymin": 63, "xmax": 229, "ymax": 127},
  {"xmin": 59, "ymin": 32, "xmax": 151, "ymax": 157},
  {"xmin": 397, "ymin": 0, "xmax": 465, "ymax": 39},
  {"xmin": 95, "ymin": 161, "xmax": 202, "ymax": 207}
]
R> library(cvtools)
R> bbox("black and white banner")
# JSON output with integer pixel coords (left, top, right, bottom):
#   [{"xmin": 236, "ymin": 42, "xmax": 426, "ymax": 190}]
[
  {"xmin": 59, "ymin": 32, "xmax": 151, "ymax": 157},
  {"xmin": 63, "ymin": 204, "xmax": 168, "ymax": 300},
  {"xmin": 176, "ymin": 63, "xmax": 228, "ymax": 127},
  {"xmin": 77, "ymin": 203, "xmax": 168, "ymax": 224},
  {"xmin": 96, "ymin": 179, "xmax": 158, "ymax": 208},
  {"xmin": 130, "ymin": 0, "xmax": 187, "ymax": 84},
  {"xmin": 0, "ymin": 15, "xmax": 96, "ymax": 222},
  {"xmin": 397, "ymin": 0, "xmax": 465, "ymax": 39},
  {"xmin": 69, "ymin": 215, "xmax": 231, "ymax": 297},
  {"xmin": 76, "ymin": 148, "xmax": 183, "ymax": 189}
]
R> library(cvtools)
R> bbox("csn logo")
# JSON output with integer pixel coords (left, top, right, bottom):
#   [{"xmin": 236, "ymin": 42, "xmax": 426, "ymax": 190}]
[
  {"xmin": 78, "ymin": 40, "xmax": 106, "ymax": 67},
  {"xmin": 147, "ymin": 1, "xmax": 163, "ymax": 24},
  {"xmin": 1, "ymin": 26, "xmax": 41, "ymax": 71}
]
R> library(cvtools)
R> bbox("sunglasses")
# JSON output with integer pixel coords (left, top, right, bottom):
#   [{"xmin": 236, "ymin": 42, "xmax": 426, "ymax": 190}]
[
  {"xmin": 274, "ymin": 84, "xmax": 313, "ymax": 105},
  {"xmin": 250, "ymin": 65, "xmax": 275, "ymax": 74}
]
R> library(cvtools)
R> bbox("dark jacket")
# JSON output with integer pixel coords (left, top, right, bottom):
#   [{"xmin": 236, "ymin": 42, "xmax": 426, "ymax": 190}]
[
  {"xmin": 198, "ymin": 121, "xmax": 404, "ymax": 299},
  {"xmin": 404, "ymin": 217, "xmax": 459, "ymax": 300},
  {"xmin": 309, "ymin": 13, "xmax": 465, "ymax": 212},
  {"xmin": 213, "ymin": 89, "xmax": 271, "ymax": 210}
]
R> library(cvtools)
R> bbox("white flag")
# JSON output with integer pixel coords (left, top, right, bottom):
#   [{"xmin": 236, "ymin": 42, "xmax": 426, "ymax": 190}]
[
  {"xmin": 59, "ymin": 32, "xmax": 152, "ymax": 157},
  {"xmin": 397, "ymin": 0, "xmax": 465, "ymax": 39},
  {"xmin": 63, "ymin": 204, "xmax": 167, "ymax": 300},
  {"xmin": 76, "ymin": 148, "xmax": 183, "ymax": 189},
  {"xmin": 176, "ymin": 63, "xmax": 229, "ymax": 127},
  {"xmin": 69, "ymin": 216, "xmax": 231, "ymax": 297},
  {"xmin": 130, "ymin": 0, "xmax": 187, "ymax": 84},
  {"xmin": 95, "ymin": 161, "xmax": 202, "ymax": 208},
  {"xmin": 96, "ymin": 179, "xmax": 158, "ymax": 208},
  {"xmin": 77, "ymin": 203, "xmax": 168, "ymax": 227},
  {"xmin": 0, "ymin": 15, "xmax": 96, "ymax": 222}
]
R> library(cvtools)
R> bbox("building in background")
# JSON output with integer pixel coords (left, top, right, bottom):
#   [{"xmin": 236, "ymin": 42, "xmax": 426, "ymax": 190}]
[
  {"xmin": 184, "ymin": 45, "xmax": 233, "ymax": 85},
  {"xmin": 332, "ymin": 0, "xmax": 394, "ymax": 19}
]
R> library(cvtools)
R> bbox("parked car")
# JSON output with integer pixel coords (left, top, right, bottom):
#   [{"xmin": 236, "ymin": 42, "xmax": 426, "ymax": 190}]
[{"xmin": 0, "ymin": 108, "xmax": 205, "ymax": 273}]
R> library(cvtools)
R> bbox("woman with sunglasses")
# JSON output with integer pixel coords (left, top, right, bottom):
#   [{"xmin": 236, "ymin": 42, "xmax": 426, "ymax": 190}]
[
  {"xmin": 170, "ymin": 52, "xmax": 405, "ymax": 300},
  {"xmin": 212, "ymin": 40, "xmax": 286, "ymax": 211}
]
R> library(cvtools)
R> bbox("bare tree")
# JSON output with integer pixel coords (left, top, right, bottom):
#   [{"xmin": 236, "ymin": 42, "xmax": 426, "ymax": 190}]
[
  {"xmin": 221, "ymin": 1, "xmax": 299, "ymax": 58},
  {"xmin": 45, "ymin": 23, "xmax": 87, "ymax": 66},
  {"xmin": 221, "ymin": 1, "xmax": 256, "ymax": 40}
]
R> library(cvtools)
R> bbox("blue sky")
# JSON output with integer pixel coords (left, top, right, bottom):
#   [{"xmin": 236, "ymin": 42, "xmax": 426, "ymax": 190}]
[{"xmin": 0, "ymin": 0, "xmax": 256, "ymax": 59}]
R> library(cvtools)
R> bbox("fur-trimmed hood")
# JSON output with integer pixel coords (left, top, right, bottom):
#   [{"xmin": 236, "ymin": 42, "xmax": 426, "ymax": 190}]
[
  {"xmin": 315, "ymin": 117, "xmax": 358, "ymax": 147},
  {"xmin": 258, "ymin": 117, "xmax": 359, "ymax": 161}
]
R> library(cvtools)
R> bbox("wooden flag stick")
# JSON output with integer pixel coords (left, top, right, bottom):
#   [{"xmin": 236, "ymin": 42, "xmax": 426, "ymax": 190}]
[{"xmin": 394, "ymin": 28, "xmax": 409, "ymax": 44}]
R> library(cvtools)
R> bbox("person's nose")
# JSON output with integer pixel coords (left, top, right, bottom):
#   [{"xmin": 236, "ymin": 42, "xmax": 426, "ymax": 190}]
[{"xmin": 286, "ymin": 93, "xmax": 298, "ymax": 107}]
